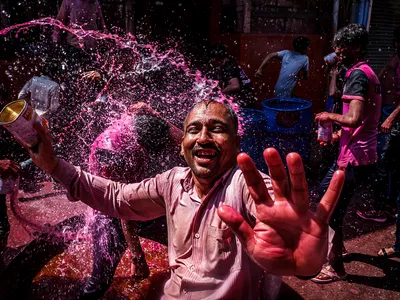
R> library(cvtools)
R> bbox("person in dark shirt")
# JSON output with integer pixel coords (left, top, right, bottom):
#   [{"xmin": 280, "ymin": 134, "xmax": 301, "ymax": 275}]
[
  {"xmin": 209, "ymin": 44, "xmax": 257, "ymax": 108},
  {"xmin": 313, "ymin": 24, "xmax": 382, "ymax": 283}
]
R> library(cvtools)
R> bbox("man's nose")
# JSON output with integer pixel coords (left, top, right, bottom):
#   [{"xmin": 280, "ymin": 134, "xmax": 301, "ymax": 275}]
[{"xmin": 197, "ymin": 127, "xmax": 212, "ymax": 144}]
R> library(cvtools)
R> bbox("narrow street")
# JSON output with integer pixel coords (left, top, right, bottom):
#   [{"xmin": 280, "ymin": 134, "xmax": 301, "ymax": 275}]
[{"xmin": 1, "ymin": 181, "xmax": 399, "ymax": 299}]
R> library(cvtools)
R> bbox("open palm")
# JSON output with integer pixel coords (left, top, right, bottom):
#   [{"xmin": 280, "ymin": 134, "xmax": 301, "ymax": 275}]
[{"xmin": 218, "ymin": 148, "xmax": 344, "ymax": 276}]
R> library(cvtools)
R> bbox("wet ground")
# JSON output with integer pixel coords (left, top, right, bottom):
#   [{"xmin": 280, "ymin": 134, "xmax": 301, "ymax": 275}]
[{"xmin": 1, "ymin": 181, "xmax": 399, "ymax": 300}]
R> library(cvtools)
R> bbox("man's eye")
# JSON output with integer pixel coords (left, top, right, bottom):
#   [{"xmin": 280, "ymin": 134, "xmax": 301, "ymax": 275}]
[
  {"xmin": 187, "ymin": 127, "xmax": 199, "ymax": 134},
  {"xmin": 213, "ymin": 126, "xmax": 225, "ymax": 132}
]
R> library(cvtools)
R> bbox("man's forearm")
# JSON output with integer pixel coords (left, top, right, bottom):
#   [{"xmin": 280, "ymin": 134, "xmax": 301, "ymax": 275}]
[
  {"xmin": 326, "ymin": 112, "xmax": 361, "ymax": 128},
  {"xmin": 222, "ymin": 84, "xmax": 240, "ymax": 94},
  {"xmin": 328, "ymin": 75, "xmax": 338, "ymax": 97},
  {"xmin": 257, "ymin": 54, "xmax": 273, "ymax": 71},
  {"xmin": 51, "ymin": 159, "xmax": 165, "ymax": 221},
  {"xmin": 387, "ymin": 101, "xmax": 400, "ymax": 122}
]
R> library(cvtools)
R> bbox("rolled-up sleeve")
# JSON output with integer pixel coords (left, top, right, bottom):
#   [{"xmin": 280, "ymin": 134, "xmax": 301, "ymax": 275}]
[{"xmin": 51, "ymin": 159, "xmax": 166, "ymax": 221}]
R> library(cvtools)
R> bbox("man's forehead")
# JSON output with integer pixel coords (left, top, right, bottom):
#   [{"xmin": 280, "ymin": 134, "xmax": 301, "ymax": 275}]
[{"xmin": 185, "ymin": 102, "xmax": 232, "ymax": 125}]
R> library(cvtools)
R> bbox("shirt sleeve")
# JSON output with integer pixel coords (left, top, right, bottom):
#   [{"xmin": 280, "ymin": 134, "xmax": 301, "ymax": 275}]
[
  {"xmin": 342, "ymin": 69, "xmax": 369, "ymax": 101},
  {"xmin": 18, "ymin": 79, "xmax": 32, "ymax": 100},
  {"xmin": 303, "ymin": 57, "xmax": 309, "ymax": 74},
  {"xmin": 51, "ymin": 159, "xmax": 167, "ymax": 221},
  {"xmin": 277, "ymin": 50, "xmax": 289, "ymax": 59}
]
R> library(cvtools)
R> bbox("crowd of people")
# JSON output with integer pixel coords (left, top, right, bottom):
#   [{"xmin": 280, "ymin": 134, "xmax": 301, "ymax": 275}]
[{"xmin": 0, "ymin": 1, "xmax": 399, "ymax": 298}]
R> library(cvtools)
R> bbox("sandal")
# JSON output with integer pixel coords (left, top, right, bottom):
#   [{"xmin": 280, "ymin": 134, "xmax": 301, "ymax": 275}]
[
  {"xmin": 378, "ymin": 247, "xmax": 399, "ymax": 258},
  {"xmin": 311, "ymin": 265, "xmax": 347, "ymax": 284},
  {"xmin": 342, "ymin": 245, "xmax": 350, "ymax": 258}
]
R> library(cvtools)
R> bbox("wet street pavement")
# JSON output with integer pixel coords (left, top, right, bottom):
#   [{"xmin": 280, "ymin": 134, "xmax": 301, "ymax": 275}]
[{"xmin": 1, "ymin": 181, "xmax": 399, "ymax": 299}]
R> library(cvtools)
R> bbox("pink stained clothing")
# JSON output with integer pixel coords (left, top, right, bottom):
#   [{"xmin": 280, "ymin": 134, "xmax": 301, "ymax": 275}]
[
  {"xmin": 337, "ymin": 62, "xmax": 382, "ymax": 168},
  {"xmin": 51, "ymin": 159, "xmax": 281, "ymax": 299},
  {"xmin": 88, "ymin": 113, "xmax": 146, "ymax": 182},
  {"xmin": 52, "ymin": 0, "xmax": 106, "ymax": 49}
]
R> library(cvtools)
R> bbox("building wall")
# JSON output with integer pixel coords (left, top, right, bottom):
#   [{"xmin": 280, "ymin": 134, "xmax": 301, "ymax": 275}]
[{"xmin": 215, "ymin": 33, "xmax": 329, "ymax": 113}]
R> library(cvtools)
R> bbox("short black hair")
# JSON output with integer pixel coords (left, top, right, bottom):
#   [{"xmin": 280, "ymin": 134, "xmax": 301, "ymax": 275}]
[
  {"xmin": 134, "ymin": 114, "xmax": 170, "ymax": 153},
  {"xmin": 185, "ymin": 100, "xmax": 239, "ymax": 134},
  {"xmin": 209, "ymin": 44, "xmax": 228, "ymax": 60},
  {"xmin": 293, "ymin": 36, "xmax": 310, "ymax": 53},
  {"xmin": 333, "ymin": 23, "xmax": 369, "ymax": 56}
]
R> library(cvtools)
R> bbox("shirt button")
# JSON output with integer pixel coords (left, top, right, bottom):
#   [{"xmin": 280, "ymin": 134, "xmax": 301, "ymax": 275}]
[
  {"xmin": 195, "ymin": 233, "xmax": 200, "ymax": 239},
  {"xmin": 190, "ymin": 265, "xmax": 195, "ymax": 271}
]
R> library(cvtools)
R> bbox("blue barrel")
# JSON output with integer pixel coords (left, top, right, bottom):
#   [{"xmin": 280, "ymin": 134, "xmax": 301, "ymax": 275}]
[
  {"xmin": 261, "ymin": 98, "xmax": 312, "ymax": 162},
  {"xmin": 378, "ymin": 105, "xmax": 394, "ymax": 155},
  {"xmin": 239, "ymin": 108, "xmax": 268, "ymax": 173}
]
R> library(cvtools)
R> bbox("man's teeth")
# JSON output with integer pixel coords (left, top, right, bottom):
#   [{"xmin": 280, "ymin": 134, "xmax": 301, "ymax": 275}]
[{"xmin": 196, "ymin": 150, "xmax": 216, "ymax": 157}]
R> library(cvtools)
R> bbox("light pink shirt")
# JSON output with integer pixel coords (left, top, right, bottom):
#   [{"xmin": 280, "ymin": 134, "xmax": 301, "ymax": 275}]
[
  {"xmin": 52, "ymin": 160, "xmax": 281, "ymax": 299},
  {"xmin": 338, "ymin": 62, "xmax": 382, "ymax": 167}
]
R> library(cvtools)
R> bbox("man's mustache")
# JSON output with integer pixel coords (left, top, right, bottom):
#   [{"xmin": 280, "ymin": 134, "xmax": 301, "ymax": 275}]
[{"xmin": 192, "ymin": 144, "xmax": 221, "ymax": 154}]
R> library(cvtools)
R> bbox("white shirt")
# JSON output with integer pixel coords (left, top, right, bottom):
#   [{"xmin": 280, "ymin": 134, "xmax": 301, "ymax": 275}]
[{"xmin": 18, "ymin": 75, "xmax": 60, "ymax": 117}]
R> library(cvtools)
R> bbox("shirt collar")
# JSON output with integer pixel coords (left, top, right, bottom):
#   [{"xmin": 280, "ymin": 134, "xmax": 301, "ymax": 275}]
[
  {"xmin": 181, "ymin": 165, "xmax": 238, "ymax": 193},
  {"xmin": 41, "ymin": 75, "xmax": 51, "ymax": 80}
]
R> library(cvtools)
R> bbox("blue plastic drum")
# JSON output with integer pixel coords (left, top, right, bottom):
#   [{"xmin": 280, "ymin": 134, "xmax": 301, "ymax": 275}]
[
  {"xmin": 239, "ymin": 108, "xmax": 268, "ymax": 173},
  {"xmin": 261, "ymin": 98, "xmax": 313, "ymax": 162}
]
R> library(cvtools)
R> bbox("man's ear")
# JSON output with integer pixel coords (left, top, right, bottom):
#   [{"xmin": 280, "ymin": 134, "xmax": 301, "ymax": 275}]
[{"xmin": 180, "ymin": 143, "xmax": 184, "ymax": 156}]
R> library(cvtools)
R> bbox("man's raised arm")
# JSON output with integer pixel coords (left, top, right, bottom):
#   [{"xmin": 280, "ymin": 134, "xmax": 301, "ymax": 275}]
[{"xmin": 24, "ymin": 123, "xmax": 166, "ymax": 221}]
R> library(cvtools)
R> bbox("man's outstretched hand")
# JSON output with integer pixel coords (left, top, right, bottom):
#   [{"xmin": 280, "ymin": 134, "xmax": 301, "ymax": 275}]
[{"xmin": 217, "ymin": 148, "xmax": 344, "ymax": 276}]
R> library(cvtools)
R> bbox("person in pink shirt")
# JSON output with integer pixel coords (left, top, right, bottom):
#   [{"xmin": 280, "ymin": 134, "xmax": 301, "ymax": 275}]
[
  {"xmin": 82, "ymin": 103, "xmax": 183, "ymax": 299},
  {"xmin": 314, "ymin": 24, "xmax": 382, "ymax": 283},
  {"xmin": 22, "ymin": 100, "xmax": 344, "ymax": 299}
]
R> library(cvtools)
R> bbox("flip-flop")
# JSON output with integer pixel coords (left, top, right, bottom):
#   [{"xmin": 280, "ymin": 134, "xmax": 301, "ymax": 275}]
[
  {"xmin": 378, "ymin": 247, "xmax": 399, "ymax": 258},
  {"xmin": 311, "ymin": 265, "xmax": 347, "ymax": 284}
]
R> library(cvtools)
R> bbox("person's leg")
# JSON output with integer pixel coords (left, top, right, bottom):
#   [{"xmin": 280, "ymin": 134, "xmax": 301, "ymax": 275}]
[
  {"xmin": 121, "ymin": 220, "xmax": 150, "ymax": 279},
  {"xmin": 0, "ymin": 194, "xmax": 10, "ymax": 271},
  {"xmin": 386, "ymin": 122, "xmax": 400, "ymax": 211},
  {"xmin": 328, "ymin": 165, "xmax": 356, "ymax": 275},
  {"xmin": 0, "ymin": 195, "xmax": 9, "ymax": 254},
  {"xmin": 81, "ymin": 212, "xmax": 127, "ymax": 299},
  {"xmin": 379, "ymin": 123, "xmax": 400, "ymax": 255},
  {"xmin": 312, "ymin": 164, "xmax": 356, "ymax": 283},
  {"xmin": 393, "ymin": 195, "xmax": 400, "ymax": 253},
  {"xmin": 316, "ymin": 162, "xmax": 338, "ymax": 198},
  {"xmin": 356, "ymin": 132, "xmax": 391, "ymax": 222}
]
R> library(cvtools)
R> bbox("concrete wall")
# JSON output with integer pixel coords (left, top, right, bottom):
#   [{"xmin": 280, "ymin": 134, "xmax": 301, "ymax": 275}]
[{"xmin": 213, "ymin": 33, "xmax": 329, "ymax": 113}]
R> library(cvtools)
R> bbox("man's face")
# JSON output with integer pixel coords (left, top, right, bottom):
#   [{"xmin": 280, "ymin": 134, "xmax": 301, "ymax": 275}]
[
  {"xmin": 181, "ymin": 102, "xmax": 240, "ymax": 183},
  {"xmin": 337, "ymin": 45, "xmax": 359, "ymax": 67}
]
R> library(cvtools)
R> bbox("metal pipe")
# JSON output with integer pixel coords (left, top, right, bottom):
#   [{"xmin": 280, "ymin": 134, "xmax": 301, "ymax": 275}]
[
  {"xmin": 358, "ymin": 0, "xmax": 366, "ymax": 25},
  {"xmin": 365, "ymin": 0, "xmax": 373, "ymax": 30},
  {"xmin": 333, "ymin": 0, "xmax": 339, "ymax": 32}
]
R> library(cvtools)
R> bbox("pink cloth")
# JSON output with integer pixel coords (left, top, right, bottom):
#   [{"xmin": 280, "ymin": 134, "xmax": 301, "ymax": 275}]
[
  {"xmin": 52, "ymin": 0, "xmax": 106, "ymax": 49},
  {"xmin": 88, "ymin": 113, "xmax": 146, "ymax": 182},
  {"xmin": 51, "ymin": 159, "xmax": 281, "ymax": 299},
  {"xmin": 338, "ymin": 62, "xmax": 382, "ymax": 167}
]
